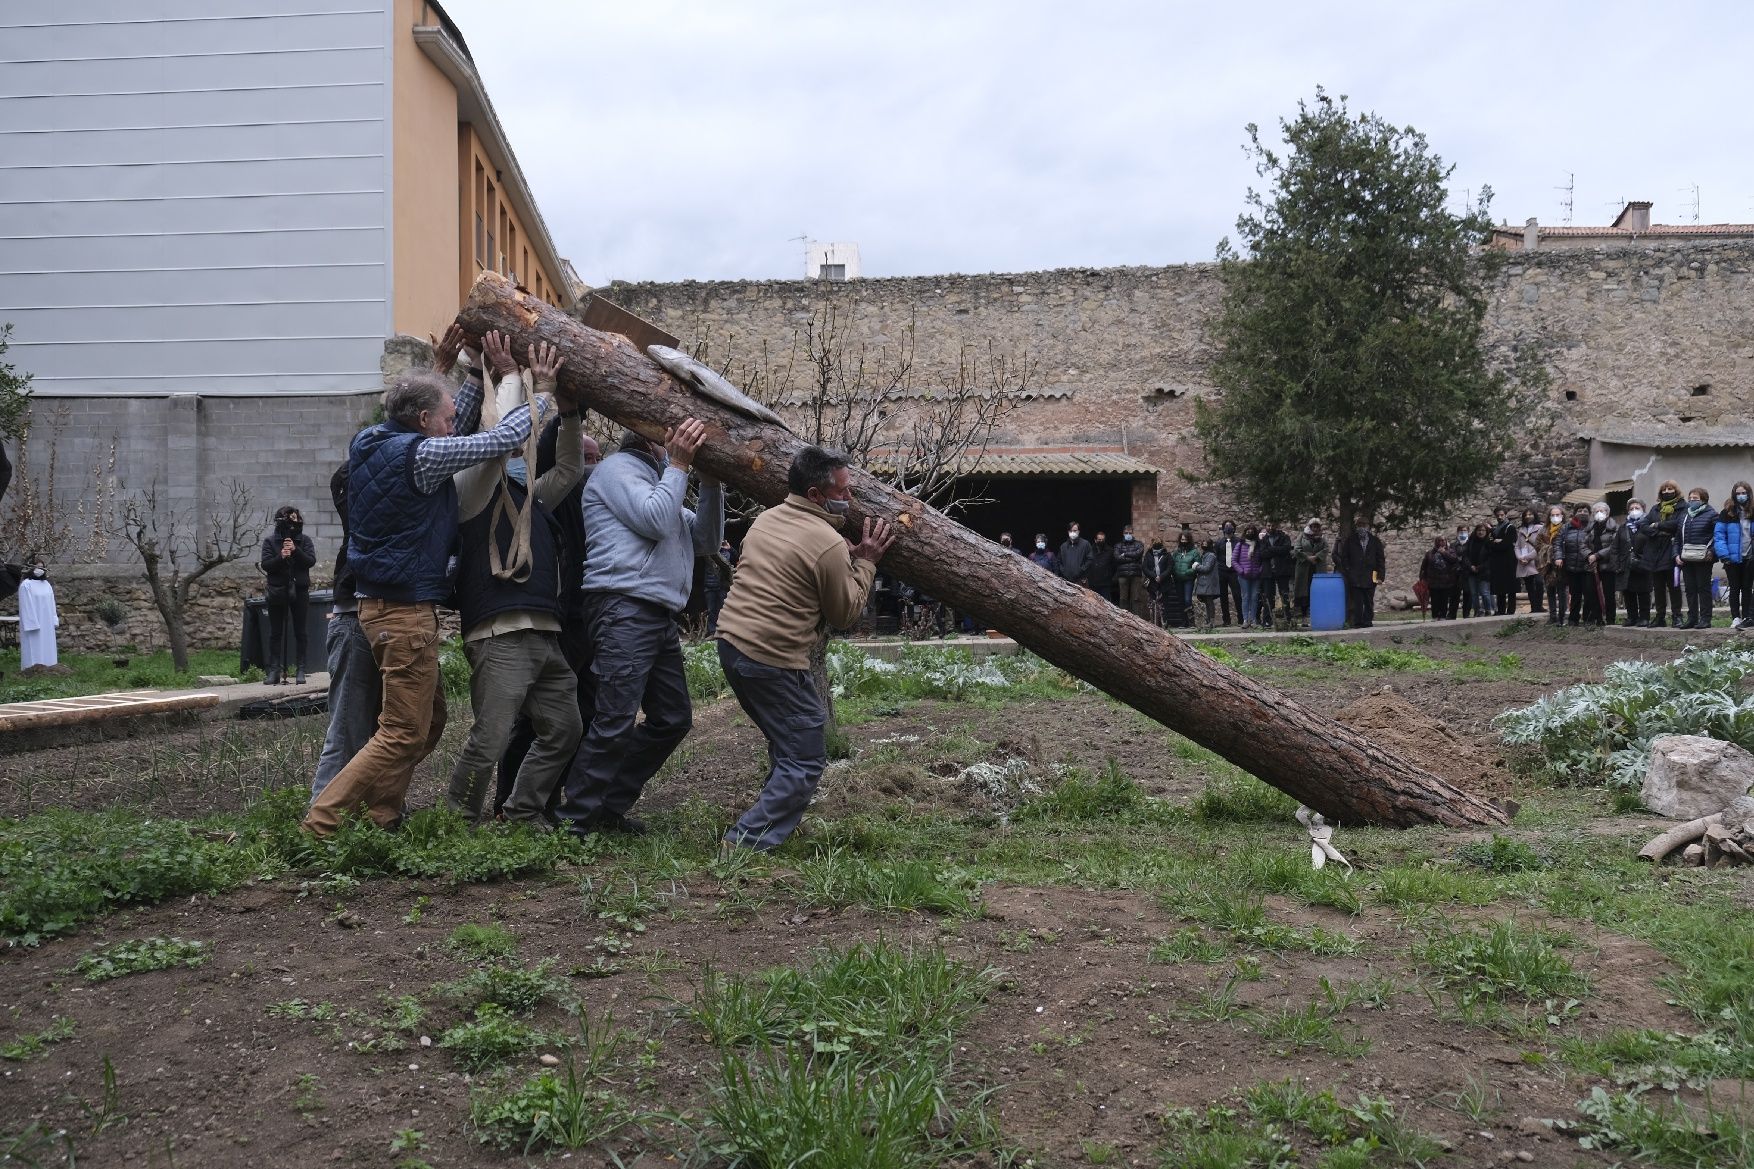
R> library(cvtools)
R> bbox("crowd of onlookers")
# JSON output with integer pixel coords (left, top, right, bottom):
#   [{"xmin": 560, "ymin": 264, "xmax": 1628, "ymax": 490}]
[
  {"xmin": 1418, "ymin": 485, "xmax": 1753, "ymax": 630},
  {"xmin": 996, "ymin": 516, "xmax": 1386, "ymax": 629}
]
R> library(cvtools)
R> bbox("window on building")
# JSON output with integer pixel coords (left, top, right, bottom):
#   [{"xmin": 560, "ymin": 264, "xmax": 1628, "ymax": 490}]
[
  {"xmin": 473, "ymin": 161, "xmax": 485, "ymax": 266},
  {"xmin": 818, "ymin": 263, "xmax": 846, "ymax": 281}
]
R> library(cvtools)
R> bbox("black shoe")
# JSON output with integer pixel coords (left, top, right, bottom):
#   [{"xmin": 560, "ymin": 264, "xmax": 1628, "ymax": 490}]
[
  {"xmin": 265, "ymin": 667, "xmax": 281, "ymax": 686},
  {"xmin": 295, "ymin": 669, "xmax": 307, "ymax": 685},
  {"xmin": 577, "ymin": 811, "xmax": 649, "ymax": 837},
  {"xmin": 1673, "ymin": 619, "xmax": 1686, "ymax": 628}
]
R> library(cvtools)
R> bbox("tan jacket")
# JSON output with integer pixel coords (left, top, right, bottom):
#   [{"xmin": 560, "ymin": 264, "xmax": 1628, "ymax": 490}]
[{"xmin": 716, "ymin": 495, "xmax": 877, "ymax": 670}]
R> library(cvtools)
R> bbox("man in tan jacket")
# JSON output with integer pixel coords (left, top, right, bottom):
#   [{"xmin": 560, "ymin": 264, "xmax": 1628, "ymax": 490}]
[{"xmin": 715, "ymin": 446, "xmax": 894, "ymax": 851}]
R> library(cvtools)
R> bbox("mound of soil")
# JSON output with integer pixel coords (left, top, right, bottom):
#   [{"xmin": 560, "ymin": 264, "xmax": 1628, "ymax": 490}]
[{"xmin": 1335, "ymin": 689, "xmax": 1514, "ymax": 797}]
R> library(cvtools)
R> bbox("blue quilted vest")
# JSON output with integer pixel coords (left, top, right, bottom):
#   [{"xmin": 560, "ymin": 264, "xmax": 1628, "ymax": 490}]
[{"xmin": 346, "ymin": 422, "xmax": 457, "ymax": 603}]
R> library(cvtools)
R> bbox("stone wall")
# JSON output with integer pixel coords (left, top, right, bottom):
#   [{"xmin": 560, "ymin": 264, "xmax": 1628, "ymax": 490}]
[{"xmin": 600, "ymin": 240, "xmax": 1751, "ymax": 595}]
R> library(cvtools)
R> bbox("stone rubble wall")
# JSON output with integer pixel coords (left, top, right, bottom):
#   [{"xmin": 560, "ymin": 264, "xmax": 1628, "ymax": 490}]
[{"xmin": 600, "ymin": 240, "xmax": 1752, "ymax": 599}]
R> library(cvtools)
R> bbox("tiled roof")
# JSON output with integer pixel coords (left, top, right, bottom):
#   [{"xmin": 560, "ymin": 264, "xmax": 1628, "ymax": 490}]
[
  {"xmin": 868, "ymin": 450, "xmax": 1159, "ymax": 477},
  {"xmin": 1587, "ymin": 425, "xmax": 1754, "ymax": 449}
]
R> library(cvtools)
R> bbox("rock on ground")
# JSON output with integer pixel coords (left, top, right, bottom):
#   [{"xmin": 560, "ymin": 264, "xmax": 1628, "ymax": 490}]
[{"xmin": 1641, "ymin": 734, "xmax": 1754, "ymax": 820}]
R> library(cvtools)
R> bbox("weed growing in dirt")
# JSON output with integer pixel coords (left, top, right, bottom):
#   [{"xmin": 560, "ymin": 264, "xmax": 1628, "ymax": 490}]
[
  {"xmin": 789, "ymin": 849, "xmax": 977, "ymax": 916},
  {"xmin": 1496, "ymin": 642, "xmax": 1754, "ymax": 790},
  {"xmin": 291, "ymin": 1073, "xmax": 324, "ymax": 1115},
  {"xmin": 446, "ymin": 922, "xmax": 517, "ymax": 962},
  {"xmin": 1170, "ymin": 887, "xmax": 1358, "ymax": 956},
  {"xmin": 72, "ymin": 936, "xmax": 208, "ymax": 982},
  {"xmin": 1, "ymin": 1015, "xmax": 74, "ymax": 1061},
  {"xmin": 1370, "ymin": 863, "xmax": 1500, "ymax": 909},
  {"xmin": 690, "ymin": 941, "xmax": 1001, "ymax": 1166},
  {"xmin": 1150, "ymin": 928, "xmax": 1230, "ymax": 965},
  {"xmin": 440, "ymin": 959, "xmax": 571, "ymax": 1016},
  {"xmin": 265, "ymin": 999, "xmax": 336, "ymax": 1022},
  {"xmin": 469, "ymin": 1012, "xmax": 653, "ymax": 1153},
  {"xmin": 1015, "ymin": 761, "xmax": 1171, "ymax": 824},
  {"xmin": 1161, "ymin": 1082, "xmax": 1444, "ymax": 1167},
  {"xmin": 1413, "ymin": 918, "xmax": 1585, "ymax": 1016},
  {"xmin": 440, "ymin": 1003, "xmax": 556, "ymax": 1072},
  {"xmin": 1190, "ymin": 770, "xmax": 1300, "ymax": 824},
  {"xmin": 1573, "ymin": 1085, "xmax": 1754, "ymax": 1165},
  {"xmin": 1448, "ymin": 1070, "xmax": 1501, "ymax": 1123},
  {"xmin": 689, "ymin": 941, "xmax": 993, "ymax": 1059},
  {"xmin": 1454, "ymin": 834, "xmax": 1549, "ymax": 873},
  {"xmin": 1250, "ymin": 1002, "xmax": 1370, "ymax": 1057}
]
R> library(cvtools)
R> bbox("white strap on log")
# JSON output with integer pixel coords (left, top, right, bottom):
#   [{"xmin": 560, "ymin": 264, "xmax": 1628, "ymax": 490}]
[{"xmin": 1297, "ymin": 804, "xmax": 1352, "ymax": 871}]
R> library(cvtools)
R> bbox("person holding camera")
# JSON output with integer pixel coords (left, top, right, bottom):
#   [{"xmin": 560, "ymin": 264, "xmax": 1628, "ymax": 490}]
[{"xmin": 260, "ymin": 505, "xmax": 316, "ymax": 684}]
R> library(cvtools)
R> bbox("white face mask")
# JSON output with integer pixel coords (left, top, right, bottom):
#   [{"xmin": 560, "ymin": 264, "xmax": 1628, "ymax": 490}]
[
  {"xmin": 822, "ymin": 496, "xmax": 850, "ymax": 516},
  {"xmin": 1036, "ymin": 541, "xmax": 1046, "ymax": 550},
  {"xmin": 1628, "ymin": 508, "xmax": 1644, "ymax": 520},
  {"xmin": 1123, "ymin": 533, "xmax": 1133, "ymax": 542},
  {"xmin": 1593, "ymin": 510, "xmax": 1609, "ymax": 522},
  {"xmin": 1550, "ymin": 514, "xmax": 1563, "ymax": 524}
]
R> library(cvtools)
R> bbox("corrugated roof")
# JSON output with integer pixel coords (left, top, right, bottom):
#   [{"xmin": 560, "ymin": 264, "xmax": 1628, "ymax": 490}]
[
  {"xmin": 1588, "ymin": 426, "xmax": 1754, "ymax": 449},
  {"xmin": 868, "ymin": 451, "xmax": 1159, "ymax": 477},
  {"xmin": 1560, "ymin": 480, "xmax": 1635, "ymax": 505}
]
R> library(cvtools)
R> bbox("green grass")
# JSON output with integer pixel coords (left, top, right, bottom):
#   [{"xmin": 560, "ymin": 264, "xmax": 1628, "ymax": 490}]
[
  {"xmin": 1232, "ymin": 635, "xmax": 1440, "ymax": 673},
  {"xmin": 0, "ymin": 647, "xmax": 243, "ymax": 702},
  {"xmin": 1413, "ymin": 918, "xmax": 1585, "ymax": 1015},
  {"xmin": 1574, "ymin": 1085, "xmax": 1754, "ymax": 1166},
  {"xmin": 789, "ymin": 850, "xmax": 978, "ymax": 917},
  {"xmin": 446, "ymin": 922, "xmax": 518, "ymax": 962}
]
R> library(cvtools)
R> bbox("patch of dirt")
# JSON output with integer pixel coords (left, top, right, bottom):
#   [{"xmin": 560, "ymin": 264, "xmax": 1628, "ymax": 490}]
[{"xmin": 1335, "ymin": 690, "xmax": 1516, "ymax": 797}]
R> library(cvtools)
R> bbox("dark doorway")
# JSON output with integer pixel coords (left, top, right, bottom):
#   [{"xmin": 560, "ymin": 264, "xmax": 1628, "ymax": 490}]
[{"xmin": 943, "ymin": 475, "xmax": 1137, "ymax": 546}]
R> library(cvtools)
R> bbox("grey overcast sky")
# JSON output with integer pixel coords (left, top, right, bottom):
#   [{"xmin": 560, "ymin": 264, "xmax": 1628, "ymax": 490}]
[{"xmin": 445, "ymin": 0, "xmax": 1754, "ymax": 286}]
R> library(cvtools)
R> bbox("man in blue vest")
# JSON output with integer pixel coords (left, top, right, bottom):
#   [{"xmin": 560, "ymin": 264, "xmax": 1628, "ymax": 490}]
[
  {"xmin": 303, "ymin": 330, "xmax": 562, "ymax": 837},
  {"xmin": 559, "ymin": 420, "xmax": 724, "ymax": 836},
  {"xmin": 445, "ymin": 335, "xmax": 583, "ymax": 829}
]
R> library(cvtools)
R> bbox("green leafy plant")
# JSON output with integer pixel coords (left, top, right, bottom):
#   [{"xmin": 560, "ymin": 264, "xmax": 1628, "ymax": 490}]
[
  {"xmin": 1, "ymin": 1015, "xmax": 75, "ymax": 1061},
  {"xmin": 440, "ymin": 1004, "xmax": 554, "ymax": 1072},
  {"xmin": 446, "ymin": 922, "xmax": 518, "ymax": 962},
  {"xmin": 440, "ymin": 958, "xmax": 570, "ymax": 1016},
  {"xmin": 1496, "ymin": 643, "xmax": 1754, "ymax": 789},
  {"xmin": 73, "ymin": 937, "xmax": 208, "ymax": 982}
]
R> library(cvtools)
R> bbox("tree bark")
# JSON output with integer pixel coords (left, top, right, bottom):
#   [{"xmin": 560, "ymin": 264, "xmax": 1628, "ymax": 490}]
[{"xmin": 457, "ymin": 273, "xmax": 1508, "ymax": 829}]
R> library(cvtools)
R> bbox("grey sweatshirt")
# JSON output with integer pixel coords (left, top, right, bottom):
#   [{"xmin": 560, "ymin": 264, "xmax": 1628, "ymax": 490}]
[{"xmin": 580, "ymin": 449, "xmax": 724, "ymax": 612}]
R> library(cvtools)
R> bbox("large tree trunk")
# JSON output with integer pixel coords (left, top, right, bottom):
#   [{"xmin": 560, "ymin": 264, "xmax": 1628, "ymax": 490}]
[{"xmin": 458, "ymin": 273, "xmax": 1507, "ymax": 829}]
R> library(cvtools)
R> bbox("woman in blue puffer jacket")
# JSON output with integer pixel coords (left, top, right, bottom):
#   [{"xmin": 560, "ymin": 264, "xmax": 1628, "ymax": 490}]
[
  {"xmin": 1716, "ymin": 481, "xmax": 1753, "ymax": 629},
  {"xmin": 1668, "ymin": 487, "xmax": 1719, "ymax": 629}
]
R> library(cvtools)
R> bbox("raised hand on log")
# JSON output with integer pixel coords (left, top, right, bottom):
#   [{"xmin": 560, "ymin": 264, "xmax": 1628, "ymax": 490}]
[{"xmin": 455, "ymin": 272, "xmax": 1508, "ymax": 829}]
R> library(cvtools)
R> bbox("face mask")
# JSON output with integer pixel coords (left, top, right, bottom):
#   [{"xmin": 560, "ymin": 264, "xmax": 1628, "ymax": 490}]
[
  {"xmin": 505, "ymin": 456, "xmax": 527, "ymax": 486},
  {"xmin": 1456, "ymin": 532, "xmax": 1468, "ymax": 543},
  {"xmin": 1550, "ymin": 513, "xmax": 1563, "ymax": 524},
  {"xmin": 1036, "ymin": 541, "xmax": 1046, "ymax": 551},
  {"xmin": 1661, "ymin": 491, "xmax": 1678, "ymax": 501},
  {"xmin": 1123, "ymin": 534, "xmax": 1133, "ymax": 542},
  {"xmin": 29, "ymin": 566, "xmax": 46, "ymax": 580},
  {"xmin": 1628, "ymin": 508, "xmax": 1644, "ymax": 520},
  {"xmin": 822, "ymin": 497, "xmax": 851, "ymax": 516},
  {"xmin": 1572, "ymin": 516, "xmax": 1587, "ymax": 527},
  {"xmin": 1739, "ymin": 495, "xmax": 1750, "ymax": 504},
  {"xmin": 1223, "ymin": 525, "xmax": 1235, "ymax": 535},
  {"xmin": 1689, "ymin": 498, "xmax": 1702, "ymax": 507},
  {"xmin": 1593, "ymin": 510, "xmax": 1609, "ymax": 522},
  {"xmin": 1069, "ymin": 530, "xmax": 1079, "ymax": 540}
]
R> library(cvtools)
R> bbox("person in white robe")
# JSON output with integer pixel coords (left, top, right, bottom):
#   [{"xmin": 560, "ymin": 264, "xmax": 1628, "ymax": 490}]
[{"xmin": 17, "ymin": 562, "xmax": 59, "ymax": 669}]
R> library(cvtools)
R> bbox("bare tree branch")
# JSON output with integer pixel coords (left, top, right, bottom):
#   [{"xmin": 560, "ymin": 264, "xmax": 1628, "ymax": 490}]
[{"xmin": 116, "ymin": 479, "xmax": 255, "ymax": 671}]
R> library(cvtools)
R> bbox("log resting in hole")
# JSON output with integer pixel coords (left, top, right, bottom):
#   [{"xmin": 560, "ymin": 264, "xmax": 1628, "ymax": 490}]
[{"xmin": 456, "ymin": 272, "xmax": 1509, "ymax": 829}]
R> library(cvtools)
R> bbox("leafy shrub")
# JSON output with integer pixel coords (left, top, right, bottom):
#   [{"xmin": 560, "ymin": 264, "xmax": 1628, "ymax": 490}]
[
  {"xmin": 74, "ymin": 936, "xmax": 209, "ymax": 982},
  {"xmin": 440, "ymin": 1004, "xmax": 554, "ymax": 1072},
  {"xmin": 441, "ymin": 959, "xmax": 570, "ymax": 1016},
  {"xmin": 1495, "ymin": 644, "xmax": 1754, "ymax": 789}
]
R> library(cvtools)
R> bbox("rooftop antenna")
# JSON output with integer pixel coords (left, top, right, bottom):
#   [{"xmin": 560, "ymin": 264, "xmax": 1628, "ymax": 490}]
[
  {"xmin": 1678, "ymin": 183, "xmax": 1700, "ymax": 223},
  {"xmin": 1554, "ymin": 172, "xmax": 1574, "ymax": 225},
  {"xmin": 788, "ymin": 232, "xmax": 813, "ymax": 277}
]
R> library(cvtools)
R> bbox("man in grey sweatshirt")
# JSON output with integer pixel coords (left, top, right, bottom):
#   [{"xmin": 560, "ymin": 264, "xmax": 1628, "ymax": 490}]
[{"xmin": 559, "ymin": 419, "xmax": 724, "ymax": 836}]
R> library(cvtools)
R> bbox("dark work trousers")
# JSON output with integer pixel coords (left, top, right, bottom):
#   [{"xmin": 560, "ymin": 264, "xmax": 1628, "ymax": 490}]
[
  {"xmin": 267, "ymin": 586, "xmax": 310, "ymax": 671},
  {"xmin": 1494, "ymin": 588, "xmax": 1518, "ymax": 616},
  {"xmin": 1522, "ymin": 575, "xmax": 1543, "ymax": 613},
  {"xmin": 1263, "ymin": 576, "xmax": 1292, "ymax": 623},
  {"xmin": 1459, "ymin": 576, "xmax": 1474, "ymax": 618},
  {"xmin": 1545, "ymin": 577, "xmax": 1567, "ymax": 624},
  {"xmin": 1345, "ymin": 584, "xmax": 1375, "ymax": 628},
  {"xmin": 1623, "ymin": 583, "xmax": 1652, "ymax": 626},
  {"xmin": 558, "ymin": 593, "xmax": 692, "ymax": 828},
  {"xmin": 1725, "ymin": 562, "xmax": 1751, "ymax": 624},
  {"xmin": 1219, "ymin": 568, "xmax": 1242, "ymax": 625},
  {"xmin": 719, "ymin": 639, "xmax": 829, "ymax": 851},
  {"xmin": 1568, "ymin": 570, "xmax": 1603, "ymax": 625},
  {"xmin": 1682, "ymin": 561, "xmax": 1714, "ymax": 627},
  {"xmin": 496, "ymin": 613, "xmax": 595, "ymax": 818},
  {"xmin": 1428, "ymin": 586, "xmax": 1456, "ymax": 620},
  {"xmin": 1653, "ymin": 570, "xmax": 1684, "ymax": 625}
]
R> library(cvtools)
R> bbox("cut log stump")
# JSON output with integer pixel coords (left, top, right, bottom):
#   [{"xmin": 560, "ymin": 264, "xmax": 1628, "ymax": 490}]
[{"xmin": 456, "ymin": 273, "xmax": 1509, "ymax": 829}]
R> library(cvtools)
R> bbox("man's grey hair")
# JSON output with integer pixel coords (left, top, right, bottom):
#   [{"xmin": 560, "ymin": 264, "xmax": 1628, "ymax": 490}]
[
  {"xmin": 788, "ymin": 445, "xmax": 849, "ymax": 495},
  {"xmin": 383, "ymin": 369, "xmax": 452, "ymax": 427}
]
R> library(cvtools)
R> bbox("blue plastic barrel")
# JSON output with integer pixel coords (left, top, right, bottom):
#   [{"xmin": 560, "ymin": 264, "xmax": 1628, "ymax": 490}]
[{"xmin": 1309, "ymin": 572, "xmax": 1346, "ymax": 631}]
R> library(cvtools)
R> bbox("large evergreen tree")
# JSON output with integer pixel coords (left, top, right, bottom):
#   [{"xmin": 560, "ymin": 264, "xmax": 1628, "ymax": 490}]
[{"xmin": 1196, "ymin": 89, "xmax": 1544, "ymax": 535}]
